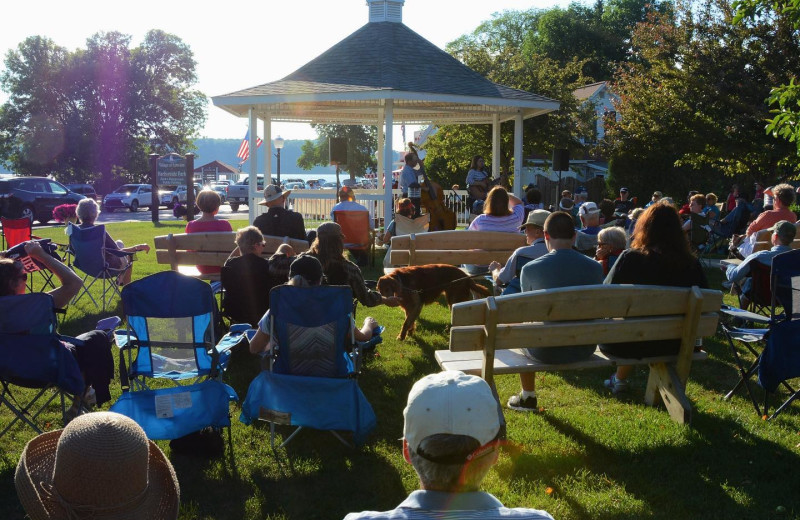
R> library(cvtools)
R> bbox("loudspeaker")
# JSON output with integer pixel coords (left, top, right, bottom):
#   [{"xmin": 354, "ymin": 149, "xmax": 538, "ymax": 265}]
[
  {"xmin": 329, "ymin": 138, "xmax": 348, "ymax": 165},
  {"xmin": 552, "ymin": 149, "xmax": 569, "ymax": 171}
]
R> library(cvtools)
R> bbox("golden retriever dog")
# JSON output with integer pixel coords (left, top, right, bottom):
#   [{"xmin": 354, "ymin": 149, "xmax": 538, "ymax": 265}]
[{"xmin": 377, "ymin": 264, "xmax": 490, "ymax": 340}]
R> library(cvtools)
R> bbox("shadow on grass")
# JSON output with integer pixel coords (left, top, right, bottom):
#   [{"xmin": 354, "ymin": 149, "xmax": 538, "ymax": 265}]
[{"xmin": 507, "ymin": 411, "xmax": 800, "ymax": 519}]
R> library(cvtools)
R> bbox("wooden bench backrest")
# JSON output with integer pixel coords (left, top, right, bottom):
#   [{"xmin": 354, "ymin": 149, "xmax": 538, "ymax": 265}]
[
  {"xmin": 752, "ymin": 222, "xmax": 800, "ymax": 253},
  {"xmin": 449, "ymin": 285, "xmax": 722, "ymax": 384},
  {"xmin": 389, "ymin": 230, "xmax": 526, "ymax": 266},
  {"xmin": 154, "ymin": 232, "xmax": 309, "ymax": 270}
]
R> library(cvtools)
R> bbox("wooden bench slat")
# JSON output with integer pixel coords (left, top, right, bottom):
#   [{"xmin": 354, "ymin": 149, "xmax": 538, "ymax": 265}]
[
  {"xmin": 435, "ymin": 347, "xmax": 709, "ymax": 376},
  {"xmin": 153, "ymin": 232, "xmax": 309, "ymax": 281},
  {"xmin": 391, "ymin": 230, "xmax": 525, "ymax": 250},
  {"xmin": 451, "ymin": 286, "xmax": 723, "ymax": 326},
  {"xmin": 390, "ymin": 250, "xmax": 515, "ymax": 265},
  {"xmin": 449, "ymin": 313, "xmax": 719, "ymax": 352}
]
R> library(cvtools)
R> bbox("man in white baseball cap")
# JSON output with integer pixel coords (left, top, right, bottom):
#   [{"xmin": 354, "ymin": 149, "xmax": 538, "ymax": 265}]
[{"xmin": 344, "ymin": 371, "xmax": 554, "ymax": 520}]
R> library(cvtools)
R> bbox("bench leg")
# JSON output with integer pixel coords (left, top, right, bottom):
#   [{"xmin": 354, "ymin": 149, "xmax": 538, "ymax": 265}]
[{"xmin": 645, "ymin": 362, "xmax": 693, "ymax": 424}]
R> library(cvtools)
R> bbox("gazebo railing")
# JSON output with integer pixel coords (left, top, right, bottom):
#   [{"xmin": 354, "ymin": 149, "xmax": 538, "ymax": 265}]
[{"xmin": 252, "ymin": 189, "xmax": 472, "ymax": 228}]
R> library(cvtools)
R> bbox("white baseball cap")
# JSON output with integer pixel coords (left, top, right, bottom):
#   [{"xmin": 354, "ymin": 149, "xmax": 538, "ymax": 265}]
[
  {"xmin": 403, "ymin": 371, "xmax": 501, "ymax": 453},
  {"xmin": 578, "ymin": 201, "xmax": 600, "ymax": 217}
]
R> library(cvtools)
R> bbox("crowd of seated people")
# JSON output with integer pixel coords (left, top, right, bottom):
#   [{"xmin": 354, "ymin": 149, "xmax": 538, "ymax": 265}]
[{"xmin": 10, "ymin": 176, "xmax": 800, "ymax": 519}]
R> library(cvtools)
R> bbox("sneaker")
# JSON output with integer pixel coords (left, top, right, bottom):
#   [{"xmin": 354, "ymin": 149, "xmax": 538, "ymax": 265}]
[
  {"xmin": 603, "ymin": 374, "xmax": 630, "ymax": 394},
  {"xmin": 507, "ymin": 393, "xmax": 538, "ymax": 412}
]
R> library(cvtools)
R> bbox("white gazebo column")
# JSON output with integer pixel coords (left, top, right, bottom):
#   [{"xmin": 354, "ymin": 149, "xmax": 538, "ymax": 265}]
[
  {"xmin": 376, "ymin": 113, "xmax": 384, "ymax": 187},
  {"xmin": 383, "ymin": 100, "xmax": 394, "ymax": 227},
  {"xmin": 513, "ymin": 112, "xmax": 523, "ymax": 198},
  {"xmin": 263, "ymin": 117, "xmax": 272, "ymax": 183},
  {"xmin": 492, "ymin": 113, "xmax": 501, "ymax": 180},
  {"xmin": 248, "ymin": 108, "xmax": 258, "ymax": 224}
]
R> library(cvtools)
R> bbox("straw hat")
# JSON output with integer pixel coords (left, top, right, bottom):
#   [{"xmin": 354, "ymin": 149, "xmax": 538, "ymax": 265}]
[
  {"xmin": 258, "ymin": 184, "xmax": 291, "ymax": 205},
  {"xmin": 15, "ymin": 412, "xmax": 179, "ymax": 520}
]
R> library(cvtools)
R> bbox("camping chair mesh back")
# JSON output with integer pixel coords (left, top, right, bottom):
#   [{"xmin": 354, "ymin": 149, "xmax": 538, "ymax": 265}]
[
  {"xmin": 67, "ymin": 223, "xmax": 132, "ymax": 310},
  {"xmin": 0, "ymin": 293, "xmax": 84, "ymax": 437},
  {"xmin": 120, "ymin": 271, "xmax": 217, "ymax": 384},
  {"xmin": 334, "ymin": 210, "xmax": 374, "ymax": 266},
  {"xmin": 240, "ymin": 285, "xmax": 377, "ymax": 448},
  {"xmin": 110, "ymin": 271, "xmax": 238, "ymax": 441}
]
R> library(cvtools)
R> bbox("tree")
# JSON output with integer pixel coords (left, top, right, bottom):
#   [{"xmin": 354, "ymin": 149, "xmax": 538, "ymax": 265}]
[
  {"xmin": 734, "ymin": 0, "xmax": 800, "ymax": 166},
  {"xmin": 422, "ymin": 9, "xmax": 596, "ymax": 189},
  {"xmin": 0, "ymin": 30, "xmax": 206, "ymax": 192},
  {"xmin": 297, "ymin": 125, "xmax": 377, "ymax": 180},
  {"xmin": 605, "ymin": 0, "xmax": 800, "ymax": 199}
]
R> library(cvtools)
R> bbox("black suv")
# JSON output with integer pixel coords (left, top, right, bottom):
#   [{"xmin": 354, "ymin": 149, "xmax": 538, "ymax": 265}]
[{"xmin": 0, "ymin": 176, "xmax": 86, "ymax": 224}]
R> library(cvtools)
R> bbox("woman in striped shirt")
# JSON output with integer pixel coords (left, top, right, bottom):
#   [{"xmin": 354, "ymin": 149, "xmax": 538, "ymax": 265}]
[{"xmin": 468, "ymin": 186, "xmax": 524, "ymax": 232}]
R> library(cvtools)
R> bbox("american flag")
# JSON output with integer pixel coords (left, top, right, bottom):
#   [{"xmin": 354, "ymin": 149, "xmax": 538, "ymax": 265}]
[{"xmin": 237, "ymin": 132, "xmax": 263, "ymax": 164}]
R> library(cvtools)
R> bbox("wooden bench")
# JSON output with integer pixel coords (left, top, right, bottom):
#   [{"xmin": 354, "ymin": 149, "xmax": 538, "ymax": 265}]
[
  {"xmin": 435, "ymin": 285, "xmax": 723, "ymax": 424},
  {"xmin": 752, "ymin": 223, "xmax": 800, "ymax": 253},
  {"xmin": 154, "ymin": 232, "xmax": 309, "ymax": 281},
  {"xmin": 389, "ymin": 230, "xmax": 526, "ymax": 267}
]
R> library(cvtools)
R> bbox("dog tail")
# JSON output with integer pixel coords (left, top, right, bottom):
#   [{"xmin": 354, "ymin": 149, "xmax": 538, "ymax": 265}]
[{"xmin": 469, "ymin": 279, "xmax": 492, "ymax": 297}]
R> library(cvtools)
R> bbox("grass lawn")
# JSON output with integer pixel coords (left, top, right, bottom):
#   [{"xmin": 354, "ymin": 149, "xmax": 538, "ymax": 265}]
[{"xmin": 2, "ymin": 221, "xmax": 800, "ymax": 519}]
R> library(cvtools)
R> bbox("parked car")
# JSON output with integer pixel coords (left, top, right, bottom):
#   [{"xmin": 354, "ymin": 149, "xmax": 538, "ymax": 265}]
[
  {"xmin": 0, "ymin": 176, "xmax": 85, "ymax": 224},
  {"xmin": 160, "ymin": 183, "xmax": 201, "ymax": 209},
  {"xmin": 65, "ymin": 183, "xmax": 97, "ymax": 200},
  {"xmin": 102, "ymin": 184, "xmax": 157, "ymax": 212},
  {"xmin": 227, "ymin": 175, "xmax": 275, "ymax": 212},
  {"xmin": 209, "ymin": 184, "xmax": 228, "ymax": 203},
  {"xmin": 284, "ymin": 181, "xmax": 306, "ymax": 190}
]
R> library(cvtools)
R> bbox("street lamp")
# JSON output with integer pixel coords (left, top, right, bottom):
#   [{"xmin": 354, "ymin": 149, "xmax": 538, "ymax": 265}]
[{"xmin": 273, "ymin": 135, "xmax": 285, "ymax": 186}]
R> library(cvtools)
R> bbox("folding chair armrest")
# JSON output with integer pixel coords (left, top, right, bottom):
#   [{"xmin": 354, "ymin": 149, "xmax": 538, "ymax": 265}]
[
  {"xmin": 720, "ymin": 304, "xmax": 772, "ymax": 325},
  {"xmin": 107, "ymin": 249, "xmax": 135, "ymax": 259},
  {"xmin": 114, "ymin": 329, "xmax": 138, "ymax": 350},
  {"xmin": 215, "ymin": 328, "xmax": 251, "ymax": 355}
]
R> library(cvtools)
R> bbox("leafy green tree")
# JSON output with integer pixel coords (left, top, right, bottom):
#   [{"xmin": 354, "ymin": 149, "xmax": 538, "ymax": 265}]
[
  {"xmin": 0, "ymin": 30, "xmax": 206, "ymax": 192},
  {"xmin": 734, "ymin": 0, "xmax": 800, "ymax": 166},
  {"xmin": 605, "ymin": 0, "xmax": 800, "ymax": 198},
  {"xmin": 297, "ymin": 124, "xmax": 377, "ymax": 179}
]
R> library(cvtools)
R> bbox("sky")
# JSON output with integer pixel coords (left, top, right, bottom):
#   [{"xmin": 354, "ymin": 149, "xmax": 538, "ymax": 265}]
[{"xmin": 1, "ymin": 0, "xmax": 569, "ymax": 148}]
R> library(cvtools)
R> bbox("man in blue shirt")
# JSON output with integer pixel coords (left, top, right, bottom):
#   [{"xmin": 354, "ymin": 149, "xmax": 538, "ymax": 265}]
[
  {"xmin": 725, "ymin": 220, "xmax": 796, "ymax": 308},
  {"xmin": 507, "ymin": 212, "xmax": 604, "ymax": 412},
  {"xmin": 399, "ymin": 153, "xmax": 418, "ymax": 198},
  {"xmin": 344, "ymin": 371, "xmax": 554, "ymax": 520}
]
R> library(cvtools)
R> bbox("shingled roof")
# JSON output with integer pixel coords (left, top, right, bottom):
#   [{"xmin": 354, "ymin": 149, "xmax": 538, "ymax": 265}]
[{"xmin": 213, "ymin": 21, "xmax": 559, "ymax": 125}]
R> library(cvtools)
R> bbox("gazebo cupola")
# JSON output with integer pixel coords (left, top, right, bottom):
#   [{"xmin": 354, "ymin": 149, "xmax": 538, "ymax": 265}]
[{"xmin": 367, "ymin": 0, "xmax": 404, "ymax": 23}]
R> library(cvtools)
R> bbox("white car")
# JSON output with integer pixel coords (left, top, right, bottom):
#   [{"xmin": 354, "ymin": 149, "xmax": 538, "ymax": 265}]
[
  {"xmin": 161, "ymin": 184, "xmax": 201, "ymax": 209},
  {"xmin": 102, "ymin": 184, "xmax": 157, "ymax": 212}
]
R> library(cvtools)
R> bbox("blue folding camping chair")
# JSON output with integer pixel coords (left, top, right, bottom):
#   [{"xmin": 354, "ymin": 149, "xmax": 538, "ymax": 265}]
[
  {"xmin": 240, "ymin": 284, "xmax": 380, "ymax": 449},
  {"xmin": 721, "ymin": 249, "xmax": 800, "ymax": 417},
  {"xmin": 67, "ymin": 222, "xmax": 134, "ymax": 310},
  {"xmin": 110, "ymin": 271, "xmax": 241, "ymax": 441},
  {"xmin": 0, "ymin": 293, "xmax": 85, "ymax": 438},
  {"xmin": 756, "ymin": 249, "xmax": 800, "ymax": 419}
]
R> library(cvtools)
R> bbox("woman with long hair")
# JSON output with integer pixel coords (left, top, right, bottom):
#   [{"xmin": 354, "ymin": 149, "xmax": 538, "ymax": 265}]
[
  {"xmin": 468, "ymin": 186, "xmax": 524, "ymax": 233},
  {"xmin": 602, "ymin": 203, "xmax": 708, "ymax": 393},
  {"xmin": 303, "ymin": 222, "xmax": 399, "ymax": 308}
]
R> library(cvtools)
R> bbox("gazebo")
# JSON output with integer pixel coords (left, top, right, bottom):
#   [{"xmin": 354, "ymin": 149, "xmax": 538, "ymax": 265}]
[{"xmin": 212, "ymin": 0, "xmax": 560, "ymax": 225}]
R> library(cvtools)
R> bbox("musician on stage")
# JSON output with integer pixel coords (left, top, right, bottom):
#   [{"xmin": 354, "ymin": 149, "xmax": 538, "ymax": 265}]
[{"xmin": 467, "ymin": 155, "xmax": 492, "ymax": 214}]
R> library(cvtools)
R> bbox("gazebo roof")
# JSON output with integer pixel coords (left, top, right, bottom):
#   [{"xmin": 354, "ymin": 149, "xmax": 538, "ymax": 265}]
[{"xmin": 212, "ymin": 21, "xmax": 559, "ymax": 125}]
